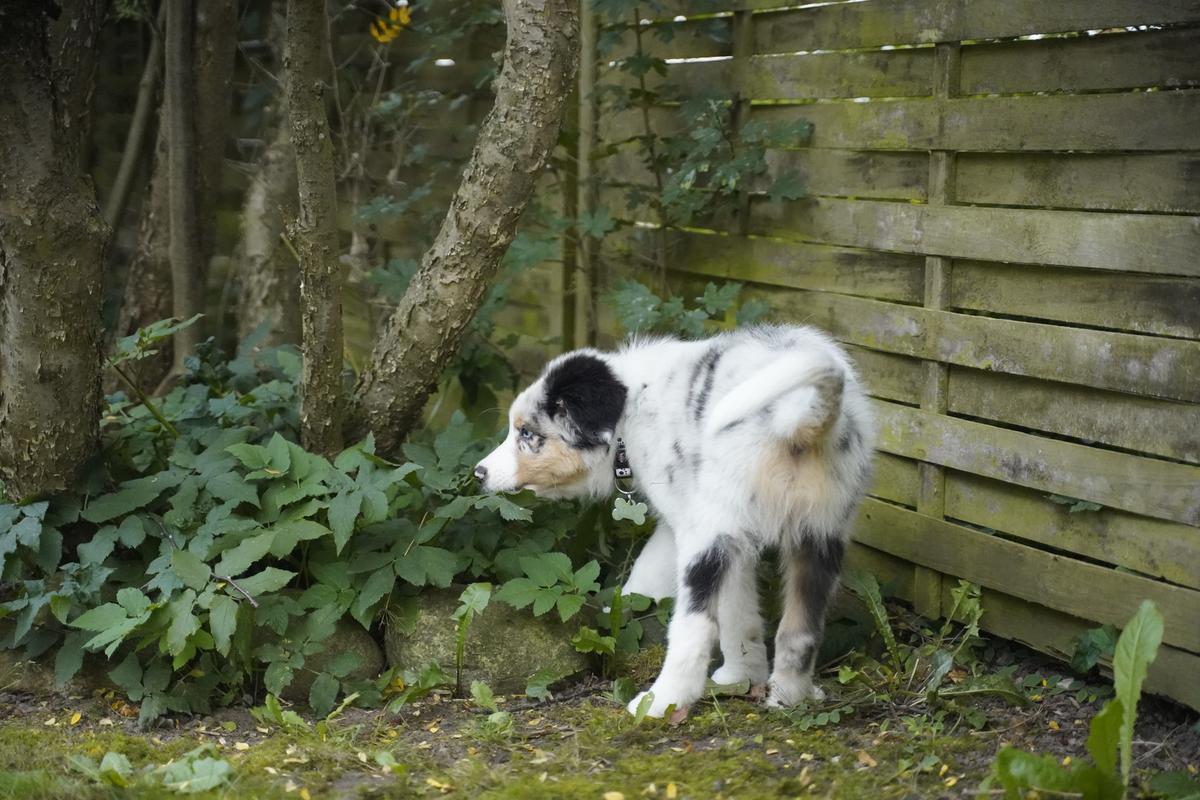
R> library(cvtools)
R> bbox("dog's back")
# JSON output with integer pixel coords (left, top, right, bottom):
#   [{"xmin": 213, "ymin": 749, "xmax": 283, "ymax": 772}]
[{"xmin": 610, "ymin": 324, "xmax": 874, "ymax": 548}]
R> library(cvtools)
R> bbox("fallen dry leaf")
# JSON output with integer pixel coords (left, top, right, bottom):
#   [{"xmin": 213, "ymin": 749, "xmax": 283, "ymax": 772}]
[
  {"xmin": 603, "ymin": 793, "xmax": 625, "ymax": 800},
  {"xmin": 666, "ymin": 783, "xmax": 677, "ymax": 799},
  {"xmin": 857, "ymin": 750, "xmax": 878, "ymax": 768},
  {"xmin": 69, "ymin": 712, "xmax": 82, "ymax": 726},
  {"xmin": 668, "ymin": 706, "xmax": 690, "ymax": 726}
]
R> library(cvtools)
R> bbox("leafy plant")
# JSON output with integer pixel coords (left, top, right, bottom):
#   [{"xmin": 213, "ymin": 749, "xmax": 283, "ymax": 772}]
[
  {"xmin": 0, "ymin": 321, "xmax": 643, "ymax": 726},
  {"xmin": 453, "ymin": 583, "xmax": 492, "ymax": 693},
  {"xmin": 805, "ymin": 573, "xmax": 1025, "ymax": 732},
  {"xmin": 609, "ymin": 279, "xmax": 768, "ymax": 338},
  {"xmin": 987, "ymin": 600, "xmax": 1165, "ymax": 798}
]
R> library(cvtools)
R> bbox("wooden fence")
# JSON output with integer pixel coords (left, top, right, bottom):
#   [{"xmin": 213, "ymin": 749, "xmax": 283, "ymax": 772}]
[{"xmin": 594, "ymin": 1, "xmax": 1200, "ymax": 708}]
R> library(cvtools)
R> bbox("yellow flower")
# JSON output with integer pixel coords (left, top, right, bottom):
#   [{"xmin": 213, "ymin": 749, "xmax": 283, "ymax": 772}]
[{"xmin": 370, "ymin": 5, "xmax": 411, "ymax": 44}]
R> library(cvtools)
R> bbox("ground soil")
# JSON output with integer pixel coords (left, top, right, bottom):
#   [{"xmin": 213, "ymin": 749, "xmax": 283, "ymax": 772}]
[{"xmin": 0, "ymin": 640, "xmax": 1194, "ymax": 799}]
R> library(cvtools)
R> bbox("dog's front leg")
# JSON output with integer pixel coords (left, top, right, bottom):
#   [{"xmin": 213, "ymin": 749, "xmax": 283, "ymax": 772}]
[
  {"xmin": 627, "ymin": 532, "xmax": 732, "ymax": 717},
  {"xmin": 622, "ymin": 522, "xmax": 677, "ymax": 601}
]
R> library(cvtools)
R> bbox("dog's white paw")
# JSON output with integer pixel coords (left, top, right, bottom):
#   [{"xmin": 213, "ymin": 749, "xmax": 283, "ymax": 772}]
[
  {"xmin": 711, "ymin": 662, "xmax": 769, "ymax": 686},
  {"xmin": 765, "ymin": 676, "xmax": 825, "ymax": 708},
  {"xmin": 626, "ymin": 684, "xmax": 694, "ymax": 718}
]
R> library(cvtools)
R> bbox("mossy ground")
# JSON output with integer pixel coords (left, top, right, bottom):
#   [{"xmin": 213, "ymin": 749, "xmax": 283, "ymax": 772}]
[{"xmin": 0, "ymin": 657, "xmax": 1195, "ymax": 800}]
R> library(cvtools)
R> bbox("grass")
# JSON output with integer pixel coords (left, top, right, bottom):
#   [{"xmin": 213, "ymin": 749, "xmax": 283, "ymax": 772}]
[{"xmin": 0, "ymin": 689, "xmax": 993, "ymax": 799}]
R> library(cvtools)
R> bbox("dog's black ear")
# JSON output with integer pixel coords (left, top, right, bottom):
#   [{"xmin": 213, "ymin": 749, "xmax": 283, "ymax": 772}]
[{"xmin": 541, "ymin": 353, "xmax": 627, "ymax": 447}]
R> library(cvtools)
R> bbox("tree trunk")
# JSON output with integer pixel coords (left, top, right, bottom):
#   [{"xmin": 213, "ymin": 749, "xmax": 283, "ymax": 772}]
[
  {"xmin": 193, "ymin": 0, "xmax": 236, "ymax": 270},
  {"xmin": 286, "ymin": 0, "xmax": 344, "ymax": 456},
  {"xmin": 48, "ymin": 0, "xmax": 107, "ymax": 166},
  {"xmin": 349, "ymin": 0, "xmax": 579, "ymax": 454},
  {"xmin": 165, "ymin": 0, "xmax": 204, "ymax": 373},
  {"xmin": 236, "ymin": 113, "xmax": 301, "ymax": 347},
  {"xmin": 111, "ymin": 123, "xmax": 173, "ymax": 391},
  {"xmin": 103, "ymin": 3, "xmax": 165, "ymax": 232},
  {"xmin": 0, "ymin": 1, "xmax": 108, "ymax": 498}
]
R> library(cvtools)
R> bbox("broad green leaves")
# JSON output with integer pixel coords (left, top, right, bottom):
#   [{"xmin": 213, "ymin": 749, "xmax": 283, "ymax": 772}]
[{"xmin": 495, "ymin": 555, "xmax": 600, "ymax": 623}]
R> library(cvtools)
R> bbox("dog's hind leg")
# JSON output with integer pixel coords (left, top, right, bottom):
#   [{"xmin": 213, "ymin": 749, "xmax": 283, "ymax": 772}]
[
  {"xmin": 767, "ymin": 535, "xmax": 845, "ymax": 707},
  {"xmin": 710, "ymin": 551, "xmax": 768, "ymax": 686}
]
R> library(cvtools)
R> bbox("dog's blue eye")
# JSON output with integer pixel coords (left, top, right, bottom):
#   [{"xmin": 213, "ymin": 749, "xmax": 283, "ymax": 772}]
[{"xmin": 519, "ymin": 427, "xmax": 533, "ymax": 440}]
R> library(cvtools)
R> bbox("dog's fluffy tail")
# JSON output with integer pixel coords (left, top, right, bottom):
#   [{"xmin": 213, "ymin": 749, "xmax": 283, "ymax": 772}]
[{"xmin": 704, "ymin": 351, "xmax": 845, "ymax": 442}]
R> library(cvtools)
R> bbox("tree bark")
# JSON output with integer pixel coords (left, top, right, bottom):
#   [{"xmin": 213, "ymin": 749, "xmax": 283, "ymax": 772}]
[
  {"xmin": 348, "ymin": 0, "xmax": 579, "ymax": 454},
  {"xmin": 236, "ymin": 111, "xmax": 301, "ymax": 347},
  {"xmin": 165, "ymin": 0, "xmax": 204, "ymax": 372},
  {"xmin": 48, "ymin": 0, "xmax": 107, "ymax": 167},
  {"xmin": 193, "ymin": 0, "xmax": 236, "ymax": 270},
  {"xmin": 576, "ymin": 2, "xmax": 600, "ymax": 347},
  {"xmin": 0, "ymin": 1, "xmax": 108, "ymax": 498},
  {"xmin": 286, "ymin": 0, "xmax": 344, "ymax": 456},
  {"xmin": 111, "ymin": 123, "xmax": 173, "ymax": 391}
]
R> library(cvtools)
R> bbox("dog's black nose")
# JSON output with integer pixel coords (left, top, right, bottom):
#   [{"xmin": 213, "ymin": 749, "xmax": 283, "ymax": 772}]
[{"xmin": 473, "ymin": 465, "xmax": 488, "ymax": 482}]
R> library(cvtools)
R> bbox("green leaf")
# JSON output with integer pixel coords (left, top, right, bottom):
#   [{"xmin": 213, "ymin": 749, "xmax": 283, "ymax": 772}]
[
  {"xmin": 268, "ymin": 519, "xmax": 329, "ymax": 556},
  {"xmin": 767, "ymin": 168, "xmax": 806, "ymax": 203},
  {"xmin": 454, "ymin": 582, "xmax": 492, "ymax": 620},
  {"xmin": 213, "ymin": 531, "xmax": 275, "ymax": 578},
  {"xmin": 474, "ymin": 495, "xmax": 532, "ymax": 522},
  {"xmin": 571, "ymin": 626, "xmax": 616, "ymax": 656},
  {"xmin": 166, "ymin": 590, "xmax": 199, "ymax": 655},
  {"xmin": 161, "ymin": 753, "xmax": 232, "ymax": 793},
  {"xmin": 350, "ymin": 567, "xmax": 395, "ymax": 628},
  {"xmin": 842, "ymin": 569, "xmax": 901, "ymax": 670},
  {"xmin": 1071, "ymin": 624, "xmax": 1119, "ymax": 673},
  {"xmin": 1087, "ymin": 698, "xmax": 1123, "ymax": 777},
  {"xmin": 234, "ymin": 567, "xmax": 296, "ymax": 596},
  {"xmin": 470, "ymin": 680, "xmax": 498, "ymax": 713},
  {"xmin": 394, "ymin": 546, "xmax": 466, "ymax": 588},
  {"xmin": 81, "ymin": 474, "xmax": 178, "ymax": 523},
  {"xmin": 226, "ymin": 443, "xmax": 271, "ymax": 471},
  {"xmin": 97, "ymin": 752, "xmax": 133, "ymax": 787},
  {"xmin": 108, "ymin": 653, "xmax": 144, "ymax": 700},
  {"xmin": 990, "ymin": 747, "xmax": 1122, "ymax": 800},
  {"xmin": 435, "ymin": 494, "xmax": 477, "ymax": 521},
  {"xmin": 526, "ymin": 666, "xmax": 573, "ymax": 701},
  {"xmin": 265, "ymin": 433, "xmax": 292, "ymax": 474},
  {"xmin": 519, "ymin": 553, "xmax": 572, "ymax": 587},
  {"xmin": 207, "ymin": 472, "xmax": 260, "ymax": 508},
  {"xmin": 1113, "ymin": 600, "xmax": 1163, "ymax": 786},
  {"xmin": 264, "ymin": 662, "xmax": 294, "ymax": 696},
  {"xmin": 556, "ymin": 593, "xmax": 586, "ymax": 622},
  {"xmin": 208, "ymin": 595, "xmax": 238, "ymax": 657},
  {"xmin": 326, "ymin": 651, "xmax": 363, "ymax": 678},
  {"xmin": 69, "ymin": 603, "xmax": 128, "ymax": 632},
  {"xmin": 493, "ymin": 577, "xmax": 541, "ymax": 611},
  {"xmin": 54, "ymin": 631, "xmax": 86, "ymax": 686},
  {"xmin": 328, "ymin": 491, "xmax": 362, "ymax": 554},
  {"xmin": 116, "ymin": 587, "xmax": 151, "ymax": 616},
  {"xmin": 578, "ymin": 208, "xmax": 616, "ymax": 239},
  {"xmin": 308, "ymin": 672, "xmax": 339, "ymax": 717},
  {"xmin": 172, "ymin": 550, "xmax": 212, "ymax": 591}
]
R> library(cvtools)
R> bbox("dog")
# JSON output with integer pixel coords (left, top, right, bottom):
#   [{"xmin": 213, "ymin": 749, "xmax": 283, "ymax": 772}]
[{"xmin": 475, "ymin": 324, "xmax": 874, "ymax": 716}]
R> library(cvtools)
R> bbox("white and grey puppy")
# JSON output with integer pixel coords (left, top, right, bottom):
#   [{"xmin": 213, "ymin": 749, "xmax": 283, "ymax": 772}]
[{"xmin": 475, "ymin": 325, "xmax": 874, "ymax": 717}]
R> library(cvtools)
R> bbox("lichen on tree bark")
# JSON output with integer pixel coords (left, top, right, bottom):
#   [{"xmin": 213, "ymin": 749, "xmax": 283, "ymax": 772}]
[
  {"xmin": 349, "ymin": 0, "xmax": 580, "ymax": 455},
  {"xmin": 286, "ymin": 0, "xmax": 344, "ymax": 456},
  {"xmin": 0, "ymin": 1, "xmax": 108, "ymax": 498}
]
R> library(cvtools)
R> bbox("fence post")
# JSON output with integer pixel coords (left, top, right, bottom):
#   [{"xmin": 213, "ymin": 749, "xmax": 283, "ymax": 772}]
[{"xmin": 913, "ymin": 42, "xmax": 962, "ymax": 620}]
